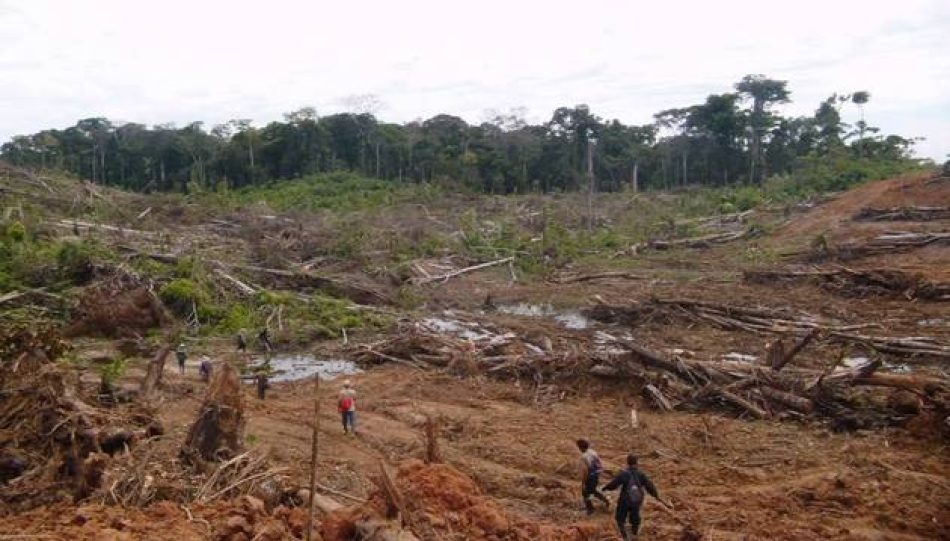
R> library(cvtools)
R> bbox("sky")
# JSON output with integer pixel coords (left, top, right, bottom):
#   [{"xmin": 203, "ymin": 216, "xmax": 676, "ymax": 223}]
[{"xmin": 1, "ymin": 0, "xmax": 948, "ymax": 160}]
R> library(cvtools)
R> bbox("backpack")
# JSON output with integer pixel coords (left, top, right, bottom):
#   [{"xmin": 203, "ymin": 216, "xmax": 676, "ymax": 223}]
[
  {"xmin": 339, "ymin": 396, "xmax": 354, "ymax": 413},
  {"xmin": 625, "ymin": 471, "xmax": 645, "ymax": 507}
]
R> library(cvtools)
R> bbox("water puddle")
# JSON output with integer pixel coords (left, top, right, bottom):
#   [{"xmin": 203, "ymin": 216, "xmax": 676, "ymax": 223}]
[
  {"xmin": 841, "ymin": 356, "xmax": 913, "ymax": 374},
  {"xmin": 496, "ymin": 303, "xmax": 592, "ymax": 329},
  {"xmin": 722, "ymin": 352, "xmax": 758, "ymax": 363},
  {"xmin": 246, "ymin": 354, "xmax": 362, "ymax": 383},
  {"xmin": 420, "ymin": 314, "xmax": 515, "ymax": 345}
]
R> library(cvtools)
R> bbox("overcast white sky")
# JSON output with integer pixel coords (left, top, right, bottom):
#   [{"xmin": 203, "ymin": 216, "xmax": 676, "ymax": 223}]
[{"xmin": 2, "ymin": 0, "xmax": 948, "ymax": 160}]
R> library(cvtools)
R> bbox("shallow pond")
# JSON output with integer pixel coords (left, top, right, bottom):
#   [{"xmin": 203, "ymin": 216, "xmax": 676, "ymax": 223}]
[
  {"xmin": 247, "ymin": 354, "xmax": 362, "ymax": 383},
  {"xmin": 496, "ymin": 303, "xmax": 592, "ymax": 329}
]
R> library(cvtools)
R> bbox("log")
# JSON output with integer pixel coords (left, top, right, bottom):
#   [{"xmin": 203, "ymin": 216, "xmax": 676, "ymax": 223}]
[
  {"xmin": 854, "ymin": 206, "xmax": 950, "ymax": 222},
  {"xmin": 182, "ymin": 362, "xmax": 245, "ymax": 462},
  {"xmin": 213, "ymin": 269, "xmax": 257, "ymax": 296},
  {"xmin": 140, "ymin": 344, "xmax": 172, "ymax": 397},
  {"xmin": 552, "ymin": 271, "xmax": 647, "ymax": 284},
  {"xmin": 410, "ymin": 257, "xmax": 514, "ymax": 285},
  {"xmin": 648, "ymin": 229, "xmax": 752, "ymax": 250},
  {"xmin": 772, "ymin": 329, "xmax": 818, "ymax": 371},
  {"xmin": 644, "ymin": 384, "xmax": 675, "ymax": 411},
  {"xmin": 713, "ymin": 388, "xmax": 769, "ymax": 419},
  {"xmin": 759, "ymin": 386, "xmax": 815, "ymax": 413},
  {"xmin": 126, "ymin": 249, "xmax": 391, "ymax": 305}
]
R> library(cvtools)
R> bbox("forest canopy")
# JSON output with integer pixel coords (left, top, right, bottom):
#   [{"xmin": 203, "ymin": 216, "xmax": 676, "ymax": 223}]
[{"xmin": 1, "ymin": 75, "xmax": 921, "ymax": 195}]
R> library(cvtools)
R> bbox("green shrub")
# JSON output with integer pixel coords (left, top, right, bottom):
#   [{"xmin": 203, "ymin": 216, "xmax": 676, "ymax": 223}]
[
  {"xmin": 4, "ymin": 221, "xmax": 27, "ymax": 242},
  {"xmin": 55, "ymin": 240, "xmax": 103, "ymax": 284},
  {"xmin": 159, "ymin": 278, "xmax": 210, "ymax": 315}
]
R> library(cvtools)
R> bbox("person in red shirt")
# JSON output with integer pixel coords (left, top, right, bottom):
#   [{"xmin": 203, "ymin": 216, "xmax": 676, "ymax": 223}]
[{"xmin": 337, "ymin": 380, "xmax": 357, "ymax": 435}]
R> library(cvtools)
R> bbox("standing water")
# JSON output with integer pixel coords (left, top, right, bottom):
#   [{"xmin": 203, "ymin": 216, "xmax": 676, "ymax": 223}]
[{"xmin": 247, "ymin": 354, "xmax": 361, "ymax": 383}]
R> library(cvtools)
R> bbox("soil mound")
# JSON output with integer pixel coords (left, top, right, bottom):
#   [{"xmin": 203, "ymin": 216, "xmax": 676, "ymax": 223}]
[{"xmin": 323, "ymin": 459, "xmax": 609, "ymax": 541}]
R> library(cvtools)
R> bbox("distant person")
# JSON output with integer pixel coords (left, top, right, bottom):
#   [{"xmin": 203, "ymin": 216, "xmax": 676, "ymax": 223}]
[
  {"xmin": 258, "ymin": 328, "xmax": 273, "ymax": 353},
  {"xmin": 338, "ymin": 380, "xmax": 357, "ymax": 435},
  {"xmin": 176, "ymin": 343, "xmax": 187, "ymax": 375},
  {"xmin": 576, "ymin": 438, "xmax": 610, "ymax": 514},
  {"xmin": 602, "ymin": 454, "xmax": 672, "ymax": 540},
  {"xmin": 237, "ymin": 332, "xmax": 247, "ymax": 353},
  {"xmin": 255, "ymin": 370, "xmax": 269, "ymax": 400},
  {"xmin": 199, "ymin": 356, "xmax": 213, "ymax": 382}
]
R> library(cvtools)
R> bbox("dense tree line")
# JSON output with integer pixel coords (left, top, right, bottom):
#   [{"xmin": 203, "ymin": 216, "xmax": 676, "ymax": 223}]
[{"xmin": 1, "ymin": 75, "xmax": 917, "ymax": 194}]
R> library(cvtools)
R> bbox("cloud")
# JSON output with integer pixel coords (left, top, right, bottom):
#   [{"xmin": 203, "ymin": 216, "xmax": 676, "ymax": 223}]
[{"xmin": 0, "ymin": 0, "xmax": 947, "ymax": 159}]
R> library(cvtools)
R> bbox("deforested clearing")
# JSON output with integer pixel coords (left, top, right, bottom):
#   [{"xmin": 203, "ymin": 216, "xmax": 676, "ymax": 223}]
[{"xmin": 1, "ymin": 164, "xmax": 948, "ymax": 540}]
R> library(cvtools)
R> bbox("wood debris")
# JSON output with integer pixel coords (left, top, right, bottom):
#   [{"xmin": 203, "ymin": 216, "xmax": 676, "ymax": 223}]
[{"xmin": 854, "ymin": 206, "xmax": 950, "ymax": 222}]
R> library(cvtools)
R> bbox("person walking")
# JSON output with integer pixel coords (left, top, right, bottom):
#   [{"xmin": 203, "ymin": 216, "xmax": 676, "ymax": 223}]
[
  {"xmin": 338, "ymin": 380, "xmax": 357, "ymax": 435},
  {"xmin": 237, "ymin": 332, "xmax": 247, "ymax": 353},
  {"xmin": 602, "ymin": 454, "xmax": 672, "ymax": 539},
  {"xmin": 576, "ymin": 438, "xmax": 610, "ymax": 514},
  {"xmin": 175, "ymin": 343, "xmax": 187, "ymax": 375},
  {"xmin": 258, "ymin": 328, "xmax": 273, "ymax": 354},
  {"xmin": 198, "ymin": 356, "xmax": 213, "ymax": 382}
]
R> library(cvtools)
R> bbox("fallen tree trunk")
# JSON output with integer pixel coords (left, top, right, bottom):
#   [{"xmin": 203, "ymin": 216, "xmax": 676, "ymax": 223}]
[
  {"xmin": 854, "ymin": 206, "xmax": 950, "ymax": 222},
  {"xmin": 772, "ymin": 330, "xmax": 818, "ymax": 371},
  {"xmin": 801, "ymin": 232, "xmax": 950, "ymax": 262},
  {"xmin": 551, "ymin": 271, "xmax": 648, "ymax": 284},
  {"xmin": 648, "ymin": 228, "xmax": 753, "ymax": 250},
  {"xmin": 410, "ymin": 257, "xmax": 514, "ymax": 286},
  {"xmin": 744, "ymin": 268, "xmax": 948, "ymax": 301},
  {"xmin": 213, "ymin": 269, "xmax": 257, "ymax": 296},
  {"xmin": 126, "ymin": 249, "xmax": 391, "ymax": 305}
]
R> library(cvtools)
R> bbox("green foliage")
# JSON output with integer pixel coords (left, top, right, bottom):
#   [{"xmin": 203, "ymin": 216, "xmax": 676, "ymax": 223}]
[
  {"xmin": 225, "ymin": 172, "xmax": 435, "ymax": 213},
  {"xmin": 100, "ymin": 358, "xmax": 128, "ymax": 387},
  {"xmin": 720, "ymin": 186, "xmax": 764, "ymax": 212},
  {"xmin": 4, "ymin": 221, "xmax": 26, "ymax": 242},
  {"xmin": 55, "ymin": 240, "xmax": 112, "ymax": 283},
  {"xmin": 2, "ymin": 76, "xmax": 919, "ymax": 197},
  {"xmin": 215, "ymin": 303, "xmax": 259, "ymax": 334},
  {"xmin": 159, "ymin": 278, "xmax": 210, "ymax": 316}
]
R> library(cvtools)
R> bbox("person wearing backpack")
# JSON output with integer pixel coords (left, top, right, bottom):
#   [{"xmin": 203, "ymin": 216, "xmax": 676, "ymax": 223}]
[
  {"xmin": 602, "ymin": 454, "xmax": 672, "ymax": 540},
  {"xmin": 338, "ymin": 380, "xmax": 357, "ymax": 435},
  {"xmin": 576, "ymin": 439, "xmax": 610, "ymax": 514}
]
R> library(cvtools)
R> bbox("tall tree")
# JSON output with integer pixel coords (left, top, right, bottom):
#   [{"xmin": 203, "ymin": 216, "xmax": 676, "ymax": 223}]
[{"xmin": 735, "ymin": 75, "xmax": 790, "ymax": 183}]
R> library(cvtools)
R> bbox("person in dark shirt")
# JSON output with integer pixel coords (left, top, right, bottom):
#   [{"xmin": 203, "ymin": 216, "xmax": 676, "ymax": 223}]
[
  {"xmin": 258, "ymin": 328, "xmax": 273, "ymax": 353},
  {"xmin": 602, "ymin": 454, "xmax": 672, "ymax": 539}
]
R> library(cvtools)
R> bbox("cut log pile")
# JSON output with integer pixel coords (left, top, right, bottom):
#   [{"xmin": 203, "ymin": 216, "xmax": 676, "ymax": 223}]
[
  {"xmin": 348, "ymin": 320, "xmax": 949, "ymax": 432},
  {"xmin": 589, "ymin": 298, "xmax": 950, "ymax": 360},
  {"xmin": 854, "ymin": 206, "xmax": 950, "ymax": 222},
  {"xmin": 647, "ymin": 227, "xmax": 758, "ymax": 250},
  {"xmin": 744, "ymin": 267, "xmax": 950, "ymax": 301},
  {"xmin": 805, "ymin": 231, "xmax": 950, "ymax": 262}
]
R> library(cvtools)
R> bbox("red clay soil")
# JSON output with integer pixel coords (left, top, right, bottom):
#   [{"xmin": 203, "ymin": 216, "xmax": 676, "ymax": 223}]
[
  {"xmin": 322, "ymin": 459, "xmax": 613, "ymax": 541},
  {"xmin": 0, "ymin": 496, "xmax": 308, "ymax": 541}
]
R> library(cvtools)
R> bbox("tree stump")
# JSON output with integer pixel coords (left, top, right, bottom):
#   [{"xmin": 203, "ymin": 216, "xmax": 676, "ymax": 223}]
[{"xmin": 182, "ymin": 361, "xmax": 245, "ymax": 462}]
